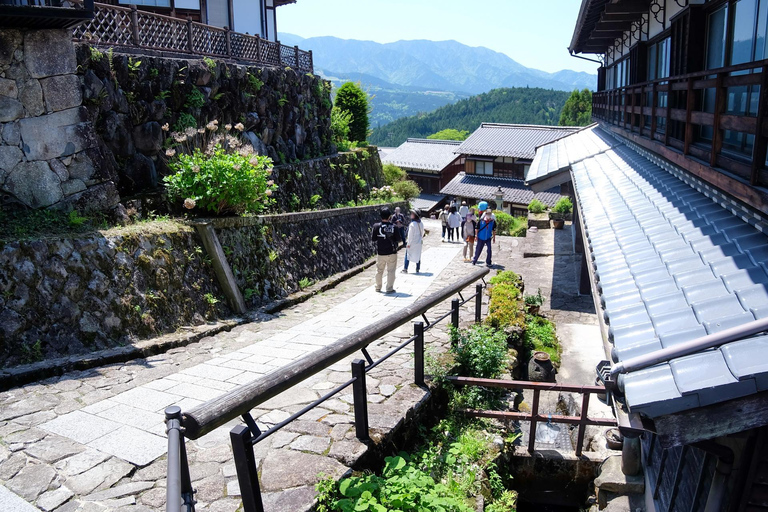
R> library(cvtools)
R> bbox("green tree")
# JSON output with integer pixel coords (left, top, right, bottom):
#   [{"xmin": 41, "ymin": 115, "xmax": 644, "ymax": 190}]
[
  {"xmin": 559, "ymin": 88, "xmax": 593, "ymax": 126},
  {"xmin": 382, "ymin": 163, "xmax": 406, "ymax": 185},
  {"xmin": 427, "ymin": 128, "xmax": 470, "ymax": 141},
  {"xmin": 335, "ymin": 82, "xmax": 370, "ymax": 142},
  {"xmin": 330, "ymin": 106, "xmax": 353, "ymax": 150}
]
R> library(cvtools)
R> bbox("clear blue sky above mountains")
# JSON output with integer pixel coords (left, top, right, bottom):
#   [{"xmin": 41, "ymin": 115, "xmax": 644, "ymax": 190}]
[{"xmin": 279, "ymin": 0, "xmax": 598, "ymax": 75}]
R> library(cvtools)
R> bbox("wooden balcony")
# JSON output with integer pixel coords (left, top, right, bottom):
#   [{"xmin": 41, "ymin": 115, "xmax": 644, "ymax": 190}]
[
  {"xmin": 0, "ymin": 0, "xmax": 94, "ymax": 29},
  {"xmin": 593, "ymin": 59, "xmax": 768, "ymax": 210}
]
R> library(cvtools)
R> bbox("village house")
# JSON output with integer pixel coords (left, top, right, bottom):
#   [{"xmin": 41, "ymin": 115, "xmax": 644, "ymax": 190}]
[
  {"xmin": 442, "ymin": 123, "xmax": 578, "ymax": 214},
  {"xmin": 528, "ymin": 0, "xmax": 768, "ymax": 508}
]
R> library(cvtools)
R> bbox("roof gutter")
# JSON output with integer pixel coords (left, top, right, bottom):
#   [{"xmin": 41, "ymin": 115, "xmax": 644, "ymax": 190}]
[
  {"xmin": 611, "ymin": 316, "xmax": 768, "ymax": 376},
  {"xmin": 569, "ymin": 50, "xmax": 603, "ymax": 65}
]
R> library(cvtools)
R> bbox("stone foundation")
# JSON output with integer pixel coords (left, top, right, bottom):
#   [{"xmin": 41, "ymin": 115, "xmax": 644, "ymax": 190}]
[{"xmin": 0, "ymin": 29, "xmax": 118, "ymax": 212}]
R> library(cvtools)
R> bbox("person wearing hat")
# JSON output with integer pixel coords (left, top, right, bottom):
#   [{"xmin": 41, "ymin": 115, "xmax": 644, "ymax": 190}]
[
  {"xmin": 472, "ymin": 208, "xmax": 497, "ymax": 267},
  {"xmin": 371, "ymin": 207, "xmax": 398, "ymax": 294}
]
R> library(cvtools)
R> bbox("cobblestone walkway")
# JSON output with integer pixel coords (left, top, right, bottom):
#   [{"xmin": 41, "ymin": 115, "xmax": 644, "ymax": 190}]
[{"xmin": 0, "ymin": 221, "xmax": 609, "ymax": 512}]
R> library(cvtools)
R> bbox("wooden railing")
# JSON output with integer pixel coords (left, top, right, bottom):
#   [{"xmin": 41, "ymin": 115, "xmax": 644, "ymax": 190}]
[
  {"xmin": 447, "ymin": 376, "xmax": 616, "ymax": 456},
  {"xmin": 1, "ymin": 0, "xmax": 94, "ymax": 29},
  {"xmin": 72, "ymin": 2, "xmax": 313, "ymax": 72},
  {"xmin": 593, "ymin": 59, "xmax": 768, "ymax": 187}
]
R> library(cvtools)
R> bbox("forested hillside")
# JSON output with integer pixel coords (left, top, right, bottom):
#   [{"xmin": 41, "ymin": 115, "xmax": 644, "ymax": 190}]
[{"xmin": 369, "ymin": 88, "xmax": 570, "ymax": 147}]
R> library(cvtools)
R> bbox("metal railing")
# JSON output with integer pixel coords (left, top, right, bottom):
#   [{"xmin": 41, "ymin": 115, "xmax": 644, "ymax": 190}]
[
  {"xmin": 446, "ymin": 377, "xmax": 615, "ymax": 456},
  {"xmin": 164, "ymin": 267, "xmax": 489, "ymax": 512},
  {"xmin": 72, "ymin": 3, "xmax": 313, "ymax": 72},
  {"xmin": 593, "ymin": 59, "xmax": 768, "ymax": 186}
]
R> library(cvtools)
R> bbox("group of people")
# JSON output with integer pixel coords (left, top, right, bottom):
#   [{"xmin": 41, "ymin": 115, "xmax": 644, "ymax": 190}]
[{"xmin": 370, "ymin": 200, "xmax": 496, "ymax": 294}]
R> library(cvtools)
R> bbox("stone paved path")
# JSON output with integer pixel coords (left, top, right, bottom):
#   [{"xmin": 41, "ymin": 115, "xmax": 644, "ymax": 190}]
[
  {"xmin": 38, "ymin": 241, "xmax": 462, "ymax": 467},
  {"xmin": 0, "ymin": 220, "xmax": 607, "ymax": 512}
]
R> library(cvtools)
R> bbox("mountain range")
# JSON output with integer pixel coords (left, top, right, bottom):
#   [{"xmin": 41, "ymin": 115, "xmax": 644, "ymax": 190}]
[{"xmin": 279, "ymin": 34, "xmax": 596, "ymax": 127}]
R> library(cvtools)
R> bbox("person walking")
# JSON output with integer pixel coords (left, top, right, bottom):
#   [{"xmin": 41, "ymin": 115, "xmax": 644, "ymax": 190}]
[
  {"xmin": 372, "ymin": 207, "xmax": 398, "ymax": 294},
  {"xmin": 463, "ymin": 209, "xmax": 477, "ymax": 262},
  {"xmin": 439, "ymin": 205, "xmax": 450, "ymax": 242},
  {"xmin": 447, "ymin": 206, "xmax": 461, "ymax": 242},
  {"xmin": 472, "ymin": 209, "xmax": 497, "ymax": 267},
  {"xmin": 392, "ymin": 207, "xmax": 406, "ymax": 248},
  {"xmin": 402, "ymin": 211, "xmax": 424, "ymax": 274},
  {"xmin": 459, "ymin": 200, "xmax": 469, "ymax": 233}
]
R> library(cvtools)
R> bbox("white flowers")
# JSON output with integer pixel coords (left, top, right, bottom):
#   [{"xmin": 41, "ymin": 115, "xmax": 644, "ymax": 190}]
[
  {"xmin": 183, "ymin": 198, "xmax": 196, "ymax": 209},
  {"xmin": 206, "ymin": 120, "xmax": 219, "ymax": 131},
  {"xmin": 224, "ymin": 124, "xmax": 232, "ymax": 131},
  {"xmin": 161, "ymin": 123, "xmax": 170, "ymax": 132},
  {"xmin": 192, "ymin": 165, "xmax": 200, "ymax": 173},
  {"xmin": 265, "ymin": 189, "xmax": 273, "ymax": 196},
  {"xmin": 234, "ymin": 122, "xmax": 245, "ymax": 131},
  {"xmin": 184, "ymin": 127, "xmax": 197, "ymax": 137},
  {"xmin": 165, "ymin": 148, "xmax": 176, "ymax": 157}
]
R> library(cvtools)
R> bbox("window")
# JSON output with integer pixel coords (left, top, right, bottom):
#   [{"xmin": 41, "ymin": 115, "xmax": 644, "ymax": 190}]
[
  {"xmin": 475, "ymin": 161, "xmax": 493, "ymax": 176},
  {"xmin": 645, "ymin": 37, "xmax": 671, "ymax": 131}
]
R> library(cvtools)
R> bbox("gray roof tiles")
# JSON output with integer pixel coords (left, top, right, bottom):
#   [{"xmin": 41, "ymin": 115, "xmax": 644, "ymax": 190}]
[
  {"xmin": 380, "ymin": 139, "xmax": 462, "ymax": 172},
  {"xmin": 456, "ymin": 123, "xmax": 580, "ymax": 160},
  {"xmin": 542, "ymin": 132, "xmax": 768, "ymax": 418},
  {"xmin": 439, "ymin": 172, "xmax": 563, "ymax": 207}
]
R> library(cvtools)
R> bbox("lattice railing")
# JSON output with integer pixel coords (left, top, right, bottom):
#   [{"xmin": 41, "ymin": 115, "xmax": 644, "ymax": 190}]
[{"xmin": 72, "ymin": 2, "xmax": 313, "ymax": 72}]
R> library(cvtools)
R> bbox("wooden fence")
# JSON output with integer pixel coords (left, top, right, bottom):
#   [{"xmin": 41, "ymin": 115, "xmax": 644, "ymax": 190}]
[{"xmin": 72, "ymin": 2, "xmax": 313, "ymax": 72}]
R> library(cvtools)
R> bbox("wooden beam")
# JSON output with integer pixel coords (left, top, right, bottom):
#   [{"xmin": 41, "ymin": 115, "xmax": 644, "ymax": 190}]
[
  {"xmin": 605, "ymin": 0, "xmax": 651, "ymax": 15},
  {"xmin": 591, "ymin": 30, "xmax": 626, "ymax": 38},
  {"xmin": 603, "ymin": 12, "xmax": 645, "ymax": 21},
  {"xmin": 594, "ymin": 21, "xmax": 633, "ymax": 31},
  {"xmin": 654, "ymin": 390, "xmax": 768, "ymax": 448}
]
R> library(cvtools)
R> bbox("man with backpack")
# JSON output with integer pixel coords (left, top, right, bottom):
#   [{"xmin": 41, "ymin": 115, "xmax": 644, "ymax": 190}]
[
  {"xmin": 372, "ymin": 207, "xmax": 398, "ymax": 294},
  {"xmin": 472, "ymin": 209, "xmax": 497, "ymax": 267}
]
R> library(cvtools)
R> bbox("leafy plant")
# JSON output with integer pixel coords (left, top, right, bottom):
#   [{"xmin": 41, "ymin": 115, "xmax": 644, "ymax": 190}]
[
  {"xmin": 486, "ymin": 283, "xmax": 525, "ymax": 331},
  {"xmin": 203, "ymin": 293, "xmax": 219, "ymax": 305},
  {"xmin": 155, "ymin": 90, "xmax": 171, "ymax": 101},
  {"xmin": 524, "ymin": 288, "xmax": 545, "ymax": 308},
  {"xmin": 185, "ymin": 88, "xmax": 206, "ymax": 109},
  {"xmin": 68, "ymin": 210, "xmax": 87, "ymax": 227},
  {"xmin": 149, "ymin": 67, "xmax": 159, "ymax": 78},
  {"xmin": 488, "ymin": 270, "xmax": 522, "ymax": 289},
  {"xmin": 173, "ymin": 112, "xmax": 197, "ymax": 132},
  {"xmin": 164, "ymin": 143, "xmax": 276, "ymax": 216},
  {"xmin": 527, "ymin": 198, "xmax": 545, "ymax": 214},
  {"xmin": 310, "ymin": 194, "xmax": 322, "ymax": 207},
  {"xmin": 89, "ymin": 46, "xmax": 104, "ymax": 62},
  {"xmin": 335, "ymin": 82, "xmax": 370, "ymax": 142},
  {"xmin": 277, "ymin": 95, "xmax": 289, "ymax": 107},
  {"xmin": 523, "ymin": 314, "xmax": 560, "ymax": 365},
  {"xmin": 485, "ymin": 491, "xmax": 518, "ymax": 512},
  {"xmin": 382, "ymin": 163, "xmax": 406, "ymax": 186},
  {"xmin": 553, "ymin": 196, "xmax": 573, "ymax": 214},
  {"xmin": 427, "ymin": 128, "xmax": 469, "ymax": 141},
  {"xmin": 392, "ymin": 180, "xmax": 421, "ymax": 202},
  {"xmin": 128, "ymin": 57, "xmax": 142, "ymax": 78},
  {"xmin": 247, "ymin": 73, "xmax": 264, "ymax": 92},
  {"xmin": 203, "ymin": 57, "xmax": 217, "ymax": 73},
  {"xmin": 331, "ymin": 106, "xmax": 353, "ymax": 150},
  {"xmin": 559, "ymin": 88, "xmax": 592, "ymax": 127},
  {"xmin": 268, "ymin": 250, "xmax": 278, "ymax": 262},
  {"xmin": 450, "ymin": 324, "xmax": 509, "ymax": 379},
  {"xmin": 299, "ymin": 277, "xmax": 313, "ymax": 289}
]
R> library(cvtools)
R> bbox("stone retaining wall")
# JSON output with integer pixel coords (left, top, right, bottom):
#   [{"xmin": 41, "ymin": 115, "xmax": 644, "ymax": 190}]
[{"xmin": 0, "ymin": 202, "xmax": 406, "ymax": 368}]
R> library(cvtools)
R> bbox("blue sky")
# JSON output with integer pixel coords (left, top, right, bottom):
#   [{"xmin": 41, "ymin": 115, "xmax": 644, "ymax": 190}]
[{"xmin": 278, "ymin": 0, "xmax": 599, "ymax": 75}]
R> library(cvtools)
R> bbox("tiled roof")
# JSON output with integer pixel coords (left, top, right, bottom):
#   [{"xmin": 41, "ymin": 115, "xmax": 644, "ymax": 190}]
[
  {"xmin": 554, "ymin": 132, "xmax": 768, "ymax": 418},
  {"xmin": 381, "ymin": 139, "xmax": 461, "ymax": 172},
  {"xmin": 439, "ymin": 172, "xmax": 563, "ymax": 207},
  {"xmin": 411, "ymin": 194, "xmax": 446, "ymax": 212},
  {"xmin": 456, "ymin": 123, "xmax": 580, "ymax": 160},
  {"xmin": 526, "ymin": 124, "xmax": 618, "ymax": 184}
]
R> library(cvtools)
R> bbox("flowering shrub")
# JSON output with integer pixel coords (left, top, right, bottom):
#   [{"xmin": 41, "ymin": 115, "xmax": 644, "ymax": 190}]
[
  {"xmin": 369, "ymin": 185, "xmax": 395, "ymax": 201},
  {"xmin": 163, "ymin": 121, "xmax": 276, "ymax": 216}
]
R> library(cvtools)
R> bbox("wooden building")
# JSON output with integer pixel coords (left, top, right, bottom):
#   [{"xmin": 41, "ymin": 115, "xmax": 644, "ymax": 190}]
[
  {"xmin": 381, "ymin": 138, "xmax": 464, "ymax": 195},
  {"xmin": 526, "ymin": 0, "xmax": 768, "ymax": 509}
]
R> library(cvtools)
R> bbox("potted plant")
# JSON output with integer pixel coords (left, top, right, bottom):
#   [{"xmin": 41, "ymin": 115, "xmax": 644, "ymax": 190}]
[
  {"xmin": 524, "ymin": 288, "xmax": 544, "ymax": 315},
  {"xmin": 549, "ymin": 197, "xmax": 573, "ymax": 229}
]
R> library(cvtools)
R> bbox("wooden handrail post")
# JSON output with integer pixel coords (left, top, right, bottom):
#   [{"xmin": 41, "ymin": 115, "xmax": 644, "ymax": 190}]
[
  {"xmin": 255, "ymin": 35, "xmax": 261, "ymax": 62},
  {"xmin": 651, "ymin": 82, "xmax": 658, "ymax": 140},
  {"xmin": 130, "ymin": 5, "xmax": 140, "ymax": 46},
  {"xmin": 309, "ymin": 49, "xmax": 314, "ymax": 72},
  {"xmin": 294, "ymin": 45, "xmax": 299, "ymax": 68},
  {"xmin": 186, "ymin": 18, "xmax": 194, "ymax": 53},
  {"xmin": 664, "ymin": 82, "xmax": 671, "ymax": 146},
  {"xmin": 575, "ymin": 393, "xmax": 591, "ymax": 457},
  {"xmin": 225, "ymin": 26, "xmax": 232, "ymax": 57},
  {"xmin": 684, "ymin": 78, "xmax": 694, "ymax": 155},
  {"xmin": 528, "ymin": 388, "xmax": 540, "ymax": 454},
  {"xmin": 711, "ymin": 72, "xmax": 726, "ymax": 167},
  {"xmin": 277, "ymin": 40, "xmax": 282, "ymax": 65}
]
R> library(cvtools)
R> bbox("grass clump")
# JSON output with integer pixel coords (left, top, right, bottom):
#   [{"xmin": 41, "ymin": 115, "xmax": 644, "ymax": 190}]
[
  {"xmin": 527, "ymin": 198, "xmax": 545, "ymax": 214},
  {"xmin": 522, "ymin": 314, "xmax": 560, "ymax": 366}
]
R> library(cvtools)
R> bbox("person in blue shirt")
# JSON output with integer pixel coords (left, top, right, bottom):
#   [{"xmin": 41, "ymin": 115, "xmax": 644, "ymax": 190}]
[{"xmin": 472, "ymin": 209, "xmax": 496, "ymax": 267}]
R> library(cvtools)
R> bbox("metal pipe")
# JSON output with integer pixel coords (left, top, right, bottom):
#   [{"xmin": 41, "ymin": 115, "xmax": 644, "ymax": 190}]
[
  {"xmin": 692, "ymin": 441, "xmax": 734, "ymax": 512},
  {"xmin": 569, "ymin": 50, "xmax": 603, "ymax": 65},
  {"xmin": 165, "ymin": 406, "xmax": 182, "ymax": 512},
  {"xmin": 611, "ymin": 316, "xmax": 768, "ymax": 376}
]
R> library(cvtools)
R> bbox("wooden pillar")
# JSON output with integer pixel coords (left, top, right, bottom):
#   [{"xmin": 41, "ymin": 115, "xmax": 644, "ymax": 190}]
[
  {"xmin": 751, "ymin": 65, "xmax": 768, "ymax": 185},
  {"xmin": 711, "ymin": 72, "xmax": 726, "ymax": 167}
]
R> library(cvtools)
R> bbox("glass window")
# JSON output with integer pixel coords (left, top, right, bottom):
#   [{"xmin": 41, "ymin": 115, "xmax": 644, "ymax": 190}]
[
  {"xmin": 475, "ymin": 161, "xmax": 493, "ymax": 175},
  {"xmin": 731, "ymin": 0, "xmax": 759, "ymax": 66},
  {"xmin": 706, "ymin": 4, "xmax": 728, "ymax": 70}
]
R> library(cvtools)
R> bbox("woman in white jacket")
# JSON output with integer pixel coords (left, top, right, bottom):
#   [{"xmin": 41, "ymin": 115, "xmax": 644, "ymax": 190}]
[{"xmin": 402, "ymin": 211, "xmax": 425, "ymax": 274}]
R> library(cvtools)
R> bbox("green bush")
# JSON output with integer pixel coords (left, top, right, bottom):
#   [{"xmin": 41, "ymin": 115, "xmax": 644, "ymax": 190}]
[
  {"xmin": 486, "ymin": 283, "xmax": 525, "ymax": 331},
  {"xmin": 451, "ymin": 324, "xmax": 509, "ymax": 379},
  {"xmin": 392, "ymin": 180, "xmax": 421, "ymax": 202},
  {"xmin": 485, "ymin": 491, "xmax": 518, "ymax": 512},
  {"xmin": 335, "ymin": 82, "xmax": 369, "ymax": 142},
  {"xmin": 370, "ymin": 185, "xmax": 395, "ymax": 202},
  {"xmin": 382, "ymin": 163, "xmax": 406, "ymax": 185},
  {"xmin": 523, "ymin": 314, "xmax": 560, "ymax": 366},
  {"xmin": 509, "ymin": 216, "xmax": 527, "ymax": 237},
  {"xmin": 527, "ymin": 198, "xmax": 545, "ymax": 214},
  {"xmin": 553, "ymin": 197, "xmax": 573, "ymax": 214},
  {"xmin": 488, "ymin": 270, "xmax": 522, "ymax": 289},
  {"xmin": 164, "ymin": 147, "xmax": 275, "ymax": 215},
  {"xmin": 184, "ymin": 87, "xmax": 206, "ymax": 109}
]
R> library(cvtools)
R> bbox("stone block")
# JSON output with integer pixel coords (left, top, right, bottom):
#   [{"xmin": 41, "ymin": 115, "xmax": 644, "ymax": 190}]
[
  {"xmin": 0, "ymin": 146, "xmax": 23, "ymax": 174},
  {"xmin": 594, "ymin": 455, "xmax": 644, "ymax": 495},
  {"xmin": 4, "ymin": 161, "xmax": 63, "ymax": 208},
  {"xmin": 133, "ymin": 121, "xmax": 163, "ymax": 153},
  {"xmin": 0, "ymin": 96, "xmax": 23, "ymax": 122},
  {"xmin": 6, "ymin": 463, "xmax": 56, "ymax": 501},
  {"xmin": 0, "ymin": 30, "xmax": 22, "ymax": 66},
  {"xmin": 61, "ymin": 179, "xmax": 86, "ymax": 196},
  {"xmin": 41, "ymin": 74, "xmax": 82, "ymax": 113},
  {"xmin": 2, "ymin": 122, "xmax": 20, "ymax": 145},
  {"xmin": 36, "ymin": 486, "xmax": 73, "ymax": 511},
  {"xmin": 0, "ymin": 77, "xmax": 18, "ymax": 99},
  {"xmin": 23, "ymin": 30, "xmax": 77, "ymax": 78},
  {"xmin": 259, "ymin": 450, "xmax": 347, "ymax": 492},
  {"xmin": 18, "ymin": 79, "xmax": 43, "ymax": 117},
  {"xmin": 19, "ymin": 107, "xmax": 92, "ymax": 161},
  {"xmin": 67, "ymin": 152, "xmax": 94, "ymax": 181},
  {"xmin": 49, "ymin": 158, "xmax": 69, "ymax": 181}
]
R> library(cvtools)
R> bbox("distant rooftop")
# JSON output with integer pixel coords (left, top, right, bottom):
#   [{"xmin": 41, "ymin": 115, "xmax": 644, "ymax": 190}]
[
  {"xmin": 456, "ymin": 123, "xmax": 580, "ymax": 160},
  {"xmin": 440, "ymin": 172, "xmax": 563, "ymax": 207},
  {"xmin": 381, "ymin": 138, "xmax": 462, "ymax": 172}
]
